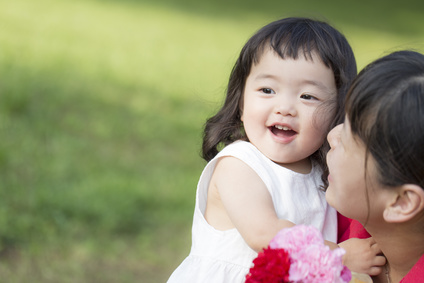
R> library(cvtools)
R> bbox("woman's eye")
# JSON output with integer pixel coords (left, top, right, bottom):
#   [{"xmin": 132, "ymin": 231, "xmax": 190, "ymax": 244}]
[
  {"xmin": 300, "ymin": 94, "xmax": 317, "ymax": 100},
  {"xmin": 260, "ymin": 88, "xmax": 275, "ymax": 94}
]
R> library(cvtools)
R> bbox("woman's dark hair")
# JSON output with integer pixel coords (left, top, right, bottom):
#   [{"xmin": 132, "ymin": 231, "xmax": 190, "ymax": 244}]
[
  {"xmin": 202, "ymin": 17, "xmax": 356, "ymax": 187},
  {"xmin": 346, "ymin": 50, "xmax": 424, "ymax": 189}
]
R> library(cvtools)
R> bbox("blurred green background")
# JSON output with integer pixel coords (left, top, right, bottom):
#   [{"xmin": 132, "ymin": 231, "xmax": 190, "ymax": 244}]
[{"xmin": 0, "ymin": 0, "xmax": 423, "ymax": 282}]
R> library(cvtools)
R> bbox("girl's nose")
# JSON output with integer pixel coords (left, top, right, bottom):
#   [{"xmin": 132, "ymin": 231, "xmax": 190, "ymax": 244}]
[
  {"xmin": 327, "ymin": 123, "xmax": 343, "ymax": 148},
  {"xmin": 275, "ymin": 97, "xmax": 297, "ymax": 116}
]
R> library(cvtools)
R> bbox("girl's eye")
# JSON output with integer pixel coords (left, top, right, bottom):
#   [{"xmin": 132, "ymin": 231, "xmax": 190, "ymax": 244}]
[
  {"xmin": 260, "ymin": 88, "xmax": 275, "ymax": 95},
  {"xmin": 300, "ymin": 94, "xmax": 317, "ymax": 100}
]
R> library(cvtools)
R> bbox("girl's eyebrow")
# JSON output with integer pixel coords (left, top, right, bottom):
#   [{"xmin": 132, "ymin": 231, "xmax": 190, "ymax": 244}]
[{"xmin": 253, "ymin": 73, "xmax": 280, "ymax": 81}]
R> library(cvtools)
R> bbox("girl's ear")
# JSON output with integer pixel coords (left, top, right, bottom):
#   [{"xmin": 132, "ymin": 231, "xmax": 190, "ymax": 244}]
[{"xmin": 383, "ymin": 184, "xmax": 424, "ymax": 223}]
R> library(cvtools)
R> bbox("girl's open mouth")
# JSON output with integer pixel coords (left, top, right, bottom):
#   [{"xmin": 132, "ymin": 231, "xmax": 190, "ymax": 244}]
[{"xmin": 270, "ymin": 125, "xmax": 297, "ymax": 137}]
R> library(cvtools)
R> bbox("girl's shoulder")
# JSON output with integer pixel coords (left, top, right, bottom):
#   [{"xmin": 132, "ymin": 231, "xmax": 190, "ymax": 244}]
[
  {"xmin": 218, "ymin": 140, "xmax": 256, "ymax": 154},
  {"xmin": 216, "ymin": 141, "xmax": 268, "ymax": 165}
]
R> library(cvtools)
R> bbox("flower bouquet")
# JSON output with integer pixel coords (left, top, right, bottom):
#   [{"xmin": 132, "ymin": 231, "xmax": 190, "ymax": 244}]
[{"xmin": 245, "ymin": 225, "xmax": 352, "ymax": 283}]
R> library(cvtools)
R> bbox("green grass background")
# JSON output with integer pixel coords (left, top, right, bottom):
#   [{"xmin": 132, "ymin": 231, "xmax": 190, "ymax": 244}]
[{"xmin": 0, "ymin": 0, "xmax": 423, "ymax": 282}]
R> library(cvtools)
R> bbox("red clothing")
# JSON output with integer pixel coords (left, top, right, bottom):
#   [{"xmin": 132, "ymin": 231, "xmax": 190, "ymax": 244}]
[
  {"xmin": 337, "ymin": 213, "xmax": 370, "ymax": 243},
  {"xmin": 400, "ymin": 253, "xmax": 424, "ymax": 282},
  {"xmin": 338, "ymin": 213, "xmax": 424, "ymax": 282}
]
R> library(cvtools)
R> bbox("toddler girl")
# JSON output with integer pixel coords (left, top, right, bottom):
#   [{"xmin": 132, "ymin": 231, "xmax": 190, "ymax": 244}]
[{"xmin": 168, "ymin": 17, "xmax": 377, "ymax": 282}]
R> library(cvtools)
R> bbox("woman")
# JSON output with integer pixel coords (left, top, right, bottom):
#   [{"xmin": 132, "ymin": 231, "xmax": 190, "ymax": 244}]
[{"xmin": 326, "ymin": 50, "xmax": 424, "ymax": 283}]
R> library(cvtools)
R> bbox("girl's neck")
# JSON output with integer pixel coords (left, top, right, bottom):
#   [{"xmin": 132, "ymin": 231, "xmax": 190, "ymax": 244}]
[
  {"xmin": 275, "ymin": 157, "xmax": 312, "ymax": 174},
  {"xmin": 368, "ymin": 225, "xmax": 424, "ymax": 283}
]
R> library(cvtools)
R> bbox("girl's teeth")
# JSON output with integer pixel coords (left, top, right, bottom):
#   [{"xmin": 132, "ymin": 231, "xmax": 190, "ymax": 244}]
[{"xmin": 275, "ymin": 125, "xmax": 290, "ymax": 131}]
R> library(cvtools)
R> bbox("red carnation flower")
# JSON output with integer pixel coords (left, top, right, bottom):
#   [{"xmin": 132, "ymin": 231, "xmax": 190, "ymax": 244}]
[{"xmin": 245, "ymin": 247, "xmax": 291, "ymax": 283}]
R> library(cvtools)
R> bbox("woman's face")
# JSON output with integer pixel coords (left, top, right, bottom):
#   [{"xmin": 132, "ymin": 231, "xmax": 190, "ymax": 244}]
[{"xmin": 325, "ymin": 118, "xmax": 385, "ymax": 224}]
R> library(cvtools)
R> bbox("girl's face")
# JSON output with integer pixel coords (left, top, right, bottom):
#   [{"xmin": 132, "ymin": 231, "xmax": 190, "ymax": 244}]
[
  {"xmin": 241, "ymin": 49, "xmax": 336, "ymax": 173},
  {"xmin": 326, "ymin": 119, "xmax": 386, "ymax": 224}
]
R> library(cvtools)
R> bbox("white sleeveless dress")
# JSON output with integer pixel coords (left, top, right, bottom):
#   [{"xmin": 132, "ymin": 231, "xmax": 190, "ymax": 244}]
[{"xmin": 167, "ymin": 141, "xmax": 337, "ymax": 283}]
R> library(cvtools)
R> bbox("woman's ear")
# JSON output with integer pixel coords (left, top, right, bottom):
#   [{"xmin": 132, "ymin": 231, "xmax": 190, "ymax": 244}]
[{"xmin": 383, "ymin": 184, "xmax": 424, "ymax": 223}]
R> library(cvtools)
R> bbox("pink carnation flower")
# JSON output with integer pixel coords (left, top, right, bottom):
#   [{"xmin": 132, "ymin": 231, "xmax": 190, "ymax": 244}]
[
  {"xmin": 289, "ymin": 244, "xmax": 350, "ymax": 283},
  {"xmin": 269, "ymin": 224, "xmax": 323, "ymax": 252},
  {"xmin": 268, "ymin": 225, "xmax": 351, "ymax": 283}
]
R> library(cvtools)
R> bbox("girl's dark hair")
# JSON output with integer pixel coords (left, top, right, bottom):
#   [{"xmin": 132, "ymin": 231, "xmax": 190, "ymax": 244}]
[
  {"xmin": 346, "ymin": 50, "xmax": 424, "ymax": 189},
  {"xmin": 202, "ymin": 17, "xmax": 356, "ymax": 187}
]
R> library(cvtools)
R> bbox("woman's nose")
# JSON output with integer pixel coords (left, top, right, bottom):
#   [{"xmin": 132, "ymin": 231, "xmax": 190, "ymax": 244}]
[{"xmin": 327, "ymin": 123, "xmax": 343, "ymax": 148}]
